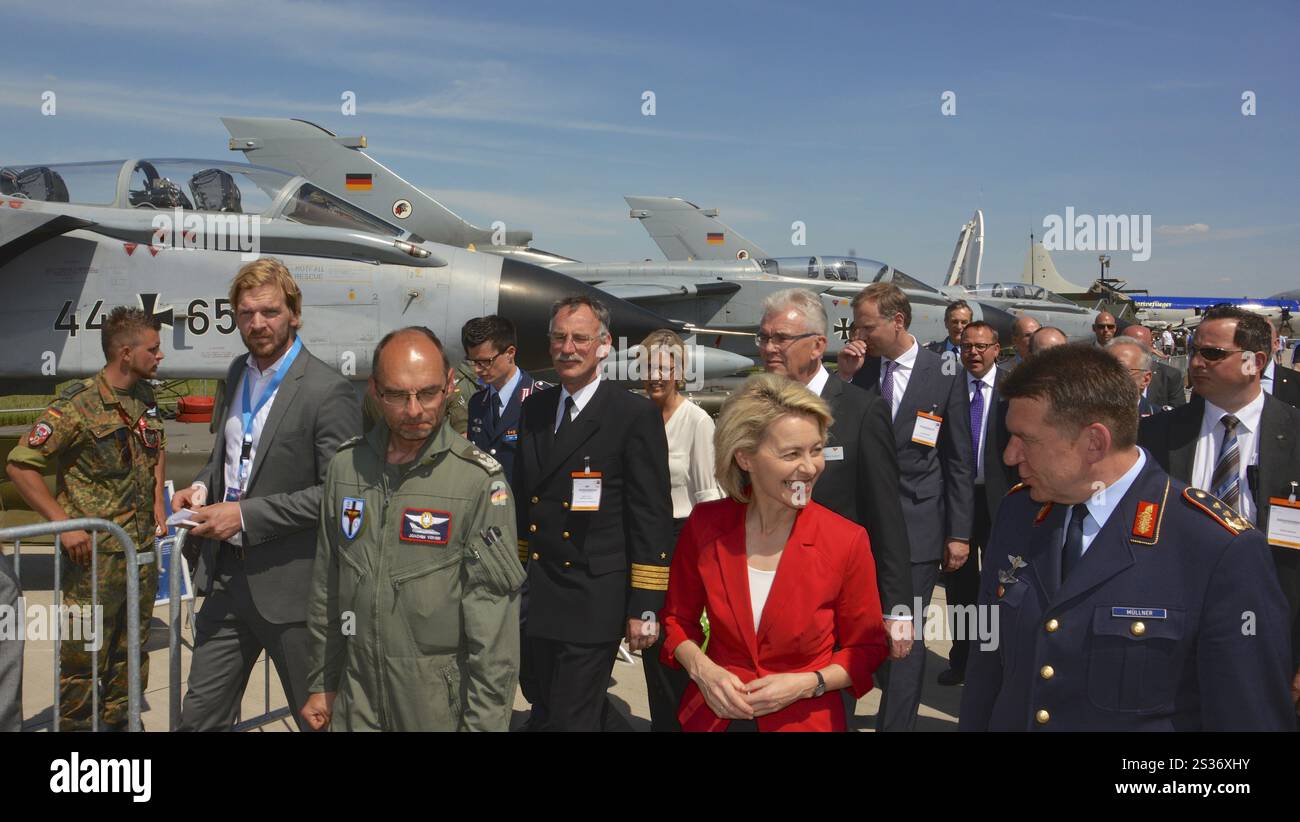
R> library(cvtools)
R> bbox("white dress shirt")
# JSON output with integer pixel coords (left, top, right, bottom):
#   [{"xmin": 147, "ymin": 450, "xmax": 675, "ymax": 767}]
[
  {"xmin": 1070, "ymin": 449, "xmax": 1147, "ymax": 558},
  {"xmin": 881, "ymin": 337, "xmax": 919, "ymax": 421},
  {"xmin": 1261, "ymin": 361, "xmax": 1276, "ymax": 396},
  {"xmin": 967, "ymin": 365, "xmax": 997, "ymax": 484},
  {"xmin": 1191, "ymin": 391, "xmax": 1264, "ymax": 523},
  {"xmin": 555, "ymin": 374, "xmax": 602, "ymax": 432},
  {"xmin": 206, "ymin": 343, "xmax": 298, "ymax": 545},
  {"xmin": 806, "ymin": 364, "xmax": 830, "ymax": 398}
]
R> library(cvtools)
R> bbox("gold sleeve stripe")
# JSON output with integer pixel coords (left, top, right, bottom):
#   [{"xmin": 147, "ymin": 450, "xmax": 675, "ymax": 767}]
[
  {"xmin": 630, "ymin": 563, "xmax": 670, "ymax": 576},
  {"xmin": 631, "ymin": 579, "xmax": 669, "ymax": 591}
]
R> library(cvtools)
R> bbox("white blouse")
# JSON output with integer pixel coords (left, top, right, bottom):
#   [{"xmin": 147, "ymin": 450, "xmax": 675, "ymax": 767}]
[
  {"xmin": 747, "ymin": 564, "xmax": 776, "ymax": 632},
  {"xmin": 664, "ymin": 399, "xmax": 723, "ymax": 519}
]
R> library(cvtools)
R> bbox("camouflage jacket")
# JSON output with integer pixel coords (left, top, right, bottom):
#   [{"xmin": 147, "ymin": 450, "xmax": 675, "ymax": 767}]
[{"xmin": 6, "ymin": 370, "xmax": 165, "ymax": 553}]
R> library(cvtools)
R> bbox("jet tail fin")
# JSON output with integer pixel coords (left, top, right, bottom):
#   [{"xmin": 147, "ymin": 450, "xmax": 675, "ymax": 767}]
[
  {"xmin": 221, "ymin": 116, "xmax": 533, "ymax": 249},
  {"xmin": 625, "ymin": 196, "xmax": 769, "ymax": 262},
  {"xmin": 1021, "ymin": 241, "xmax": 1091, "ymax": 294},
  {"xmin": 943, "ymin": 209, "xmax": 984, "ymax": 287}
]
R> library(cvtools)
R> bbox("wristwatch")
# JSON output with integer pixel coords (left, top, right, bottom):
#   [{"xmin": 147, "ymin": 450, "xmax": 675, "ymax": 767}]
[{"xmin": 812, "ymin": 670, "xmax": 826, "ymax": 698}]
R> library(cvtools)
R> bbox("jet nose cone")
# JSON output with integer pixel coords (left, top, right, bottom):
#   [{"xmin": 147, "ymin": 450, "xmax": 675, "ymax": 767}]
[{"xmin": 497, "ymin": 258, "xmax": 683, "ymax": 372}]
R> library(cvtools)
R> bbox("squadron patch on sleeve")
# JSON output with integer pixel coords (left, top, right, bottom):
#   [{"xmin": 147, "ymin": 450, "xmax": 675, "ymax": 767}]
[{"xmin": 27, "ymin": 422, "xmax": 53, "ymax": 447}]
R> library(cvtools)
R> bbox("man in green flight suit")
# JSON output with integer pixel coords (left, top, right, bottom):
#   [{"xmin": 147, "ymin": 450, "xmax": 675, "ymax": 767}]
[
  {"xmin": 301, "ymin": 326, "xmax": 524, "ymax": 731},
  {"xmin": 6, "ymin": 306, "xmax": 168, "ymax": 731}
]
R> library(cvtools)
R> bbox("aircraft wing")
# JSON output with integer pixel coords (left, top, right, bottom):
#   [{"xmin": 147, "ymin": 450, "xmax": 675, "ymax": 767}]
[
  {"xmin": 594, "ymin": 278, "xmax": 741, "ymax": 305},
  {"xmin": 0, "ymin": 209, "xmax": 96, "ymax": 267}
]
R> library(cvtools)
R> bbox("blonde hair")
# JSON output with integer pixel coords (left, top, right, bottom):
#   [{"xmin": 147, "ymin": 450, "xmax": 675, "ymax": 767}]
[
  {"xmin": 639, "ymin": 328, "xmax": 687, "ymax": 390},
  {"xmin": 228, "ymin": 257, "xmax": 303, "ymax": 320},
  {"xmin": 713, "ymin": 373, "xmax": 833, "ymax": 503}
]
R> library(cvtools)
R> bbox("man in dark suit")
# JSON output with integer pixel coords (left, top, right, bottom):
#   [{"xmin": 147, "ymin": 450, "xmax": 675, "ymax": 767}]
[
  {"xmin": 1264, "ymin": 323, "xmax": 1300, "ymax": 409},
  {"xmin": 838, "ymin": 282, "xmax": 974, "ymax": 731},
  {"xmin": 1121, "ymin": 324, "xmax": 1185, "ymax": 409},
  {"xmin": 172, "ymin": 259, "xmax": 361, "ymax": 731},
  {"xmin": 962, "ymin": 344, "xmax": 1294, "ymax": 730},
  {"xmin": 939, "ymin": 320, "xmax": 1015, "ymax": 685},
  {"xmin": 1139, "ymin": 306, "xmax": 1300, "ymax": 716},
  {"xmin": 758, "ymin": 289, "xmax": 913, "ymax": 669},
  {"xmin": 513, "ymin": 296, "xmax": 672, "ymax": 730},
  {"xmin": 926, "ymin": 299, "xmax": 971, "ymax": 362}
]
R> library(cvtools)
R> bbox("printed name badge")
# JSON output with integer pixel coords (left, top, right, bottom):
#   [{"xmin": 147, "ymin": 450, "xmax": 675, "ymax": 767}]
[
  {"xmin": 571, "ymin": 471, "xmax": 602, "ymax": 512},
  {"xmin": 1266, "ymin": 497, "xmax": 1300, "ymax": 550},
  {"xmin": 823, "ymin": 446, "xmax": 844, "ymax": 461},
  {"xmin": 911, "ymin": 411, "xmax": 943, "ymax": 448}
]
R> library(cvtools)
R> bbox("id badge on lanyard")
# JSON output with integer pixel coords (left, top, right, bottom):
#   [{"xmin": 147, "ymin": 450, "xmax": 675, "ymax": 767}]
[{"xmin": 228, "ymin": 337, "xmax": 302, "ymax": 502}]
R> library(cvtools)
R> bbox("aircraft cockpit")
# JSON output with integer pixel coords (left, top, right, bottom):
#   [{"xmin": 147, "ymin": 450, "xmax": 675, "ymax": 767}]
[
  {"xmin": 758, "ymin": 256, "xmax": 890, "ymax": 282},
  {"xmin": 967, "ymin": 282, "xmax": 1076, "ymax": 305},
  {"xmin": 0, "ymin": 158, "xmax": 404, "ymax": 238}
]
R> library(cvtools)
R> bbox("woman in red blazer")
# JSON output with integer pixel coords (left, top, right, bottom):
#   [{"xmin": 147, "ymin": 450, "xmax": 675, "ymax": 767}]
[{"xmin": 660, "ymin": 373, "xmax": 887, "ymax": 731}]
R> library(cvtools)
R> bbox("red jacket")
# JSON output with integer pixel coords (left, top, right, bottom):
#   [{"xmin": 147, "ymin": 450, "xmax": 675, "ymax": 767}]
[{"xmin": 660, "ymin": 497, "xmax": 887, "ymax": 731}]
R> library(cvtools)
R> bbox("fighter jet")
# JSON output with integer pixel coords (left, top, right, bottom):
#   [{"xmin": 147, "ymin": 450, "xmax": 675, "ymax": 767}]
[
  {"xmin": 221, "ymin": 117, "xmax": 1012, "ymax": 359},
  {"xmin": 0, "ymin": 156, "xmax": 747, "ymax": 396}
]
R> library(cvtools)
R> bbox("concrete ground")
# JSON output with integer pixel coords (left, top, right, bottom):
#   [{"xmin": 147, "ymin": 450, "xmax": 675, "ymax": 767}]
[{"xmin": 4, "ymin": 418, "xmax": 964, "ymax": 732}]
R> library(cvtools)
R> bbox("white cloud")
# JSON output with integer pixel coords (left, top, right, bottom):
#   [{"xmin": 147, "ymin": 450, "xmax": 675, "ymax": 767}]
[{"xmin": 1156, "ymin": 223, "xmax": 1211, "ymax": 235}]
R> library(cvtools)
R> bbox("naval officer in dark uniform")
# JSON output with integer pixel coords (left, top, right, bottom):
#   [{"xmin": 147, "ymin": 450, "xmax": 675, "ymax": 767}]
[{"xmin": 960, "ymin": 344, "xmax": 1294, "ymax": 731}]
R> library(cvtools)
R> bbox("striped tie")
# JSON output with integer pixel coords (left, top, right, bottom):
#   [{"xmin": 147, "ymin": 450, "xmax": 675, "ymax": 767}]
[{"xmin": 1210, "ymin": 414, "xmax": 1241, "ymax": 509}]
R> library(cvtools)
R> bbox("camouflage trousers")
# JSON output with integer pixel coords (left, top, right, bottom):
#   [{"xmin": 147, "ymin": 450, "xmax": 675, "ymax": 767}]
[{"xmin": 58, "ymin": 550, "xmax": 158, "ymax": 731}]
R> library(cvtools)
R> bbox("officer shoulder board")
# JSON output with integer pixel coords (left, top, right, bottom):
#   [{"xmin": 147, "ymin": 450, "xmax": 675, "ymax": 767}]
[
  {"xmin": 451, "ymin": 438, "xmax": 503, "ymax": 475},
  {"xmin": 1182, "ymin": 487, "xmax": 1253, "ymax": 535}
]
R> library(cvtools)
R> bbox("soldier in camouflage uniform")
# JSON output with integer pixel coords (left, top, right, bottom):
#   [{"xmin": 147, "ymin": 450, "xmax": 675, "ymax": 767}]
[{"xmin": 5, "ymin": 307, "xmax": 167, "ymax": 730}]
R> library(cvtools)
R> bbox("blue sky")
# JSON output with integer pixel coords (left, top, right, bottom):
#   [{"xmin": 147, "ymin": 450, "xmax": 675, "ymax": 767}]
[{"xmin": 2, "ymin": 0, "xmax": 1297, "ymax": 295}]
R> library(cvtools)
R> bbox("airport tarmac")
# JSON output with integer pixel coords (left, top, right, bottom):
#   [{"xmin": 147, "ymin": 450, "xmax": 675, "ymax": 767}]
[{"xmin": 4, "ymin": 418, "xmax": 965, "ymax": 732}]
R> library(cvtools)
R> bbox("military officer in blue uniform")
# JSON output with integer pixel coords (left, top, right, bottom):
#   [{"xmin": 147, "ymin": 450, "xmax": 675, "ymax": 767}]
[
  {"xmin": 960, "ymin": 344, "xmax": 1295, "ymax": 731},
  {"xmin": 462, "ymin": 316, "xmax": 544, "ymax": 484}
]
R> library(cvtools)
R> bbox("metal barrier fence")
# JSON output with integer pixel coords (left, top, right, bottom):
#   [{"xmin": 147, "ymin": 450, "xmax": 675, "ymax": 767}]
[{"xmin": 0, "ymin": 517, "xmax": 150, "ymax": 732}]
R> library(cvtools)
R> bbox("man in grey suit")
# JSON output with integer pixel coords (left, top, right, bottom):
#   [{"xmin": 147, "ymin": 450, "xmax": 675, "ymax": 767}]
[
  {"xmin": 838, "ymin": 282, "xmax": 975, "ymax": 731},
  {"xmin": 172, "ymin": 258, "xmax": 361, "ymax": 731}
]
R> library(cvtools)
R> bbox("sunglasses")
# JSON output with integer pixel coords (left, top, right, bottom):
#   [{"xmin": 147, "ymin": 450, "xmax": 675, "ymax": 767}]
[{"xmin": 1188, "ymin": 345, "xmax": 1245, "ymax": 362}]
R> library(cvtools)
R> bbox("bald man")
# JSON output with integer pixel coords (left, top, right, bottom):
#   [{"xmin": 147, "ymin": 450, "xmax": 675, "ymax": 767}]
[
  {"xmin": 1091, "ymin": 312, "xmax": 1118, "ymax": 346},
  {"xmin": 1121, "ymin": 325, "xmax": 1186, "ymax": 408},
  {"xmin": 1029, "ymin": 326, "xmax": 1068, "ymax": 354}
]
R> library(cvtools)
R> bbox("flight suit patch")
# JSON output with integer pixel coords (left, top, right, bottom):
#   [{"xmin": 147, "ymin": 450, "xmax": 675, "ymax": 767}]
[
  {"xmin": 489, "ymin": 480, "xmax": 509, "ymax": 506},
  {"xmin": 401, "ymin": 508, "xmax": 451, "ymax": 544},
  {"xmin": 341, "ymin": 497, "xmax": 365, "ymax": 540}
]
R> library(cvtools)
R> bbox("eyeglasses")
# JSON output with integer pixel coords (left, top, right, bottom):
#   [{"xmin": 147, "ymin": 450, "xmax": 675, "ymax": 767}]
[
  {"xmin": 755, "ymin": 331, "xmax": 819, "ymax": 349},
  {"xmin": 549, "ymin": 332, "xmax": 598, "ymax": 347},
  {"xmin": 377, "ymin": 386, "xmax": 445, "ymax": 408},
  {"xmin": 466, "ymin": 350, "xmax": 507, "ymax": 370},
  {"xmin": 1188, "ymin": 345, "xmax": 1245, "ymax": 363},
  {"xmin": 959, "ymin": 342, "xmax": 997, "ymax": 353}
]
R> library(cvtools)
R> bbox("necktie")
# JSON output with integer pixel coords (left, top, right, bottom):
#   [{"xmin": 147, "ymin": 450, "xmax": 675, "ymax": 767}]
[
  {"xmin": 1061, "ymin": 503, "xmax": 1089, "ymax": 584},
  {"xmin": 969, "ymin": 378, "xmax": 985, "ymax": 468},
  {"xmin": 881, "ymin": 360, "xmax": 898, "ymax": 413},
  {"xmin": 1211, "ymin": 414, "xmax": 1241, "ymax": 509},
  {"xmin": 555, "ymin": 396, "xmax": 576, "ymax": 436},
  {"xmin": 491, "ymin": 389, "xmax": 501, "ymax": 426}
]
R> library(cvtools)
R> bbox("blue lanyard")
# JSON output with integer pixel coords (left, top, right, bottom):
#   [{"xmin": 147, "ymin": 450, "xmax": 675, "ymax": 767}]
[{"xmin": 234, "ymin": 336, "xmax": 302, "ymax": 494}]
